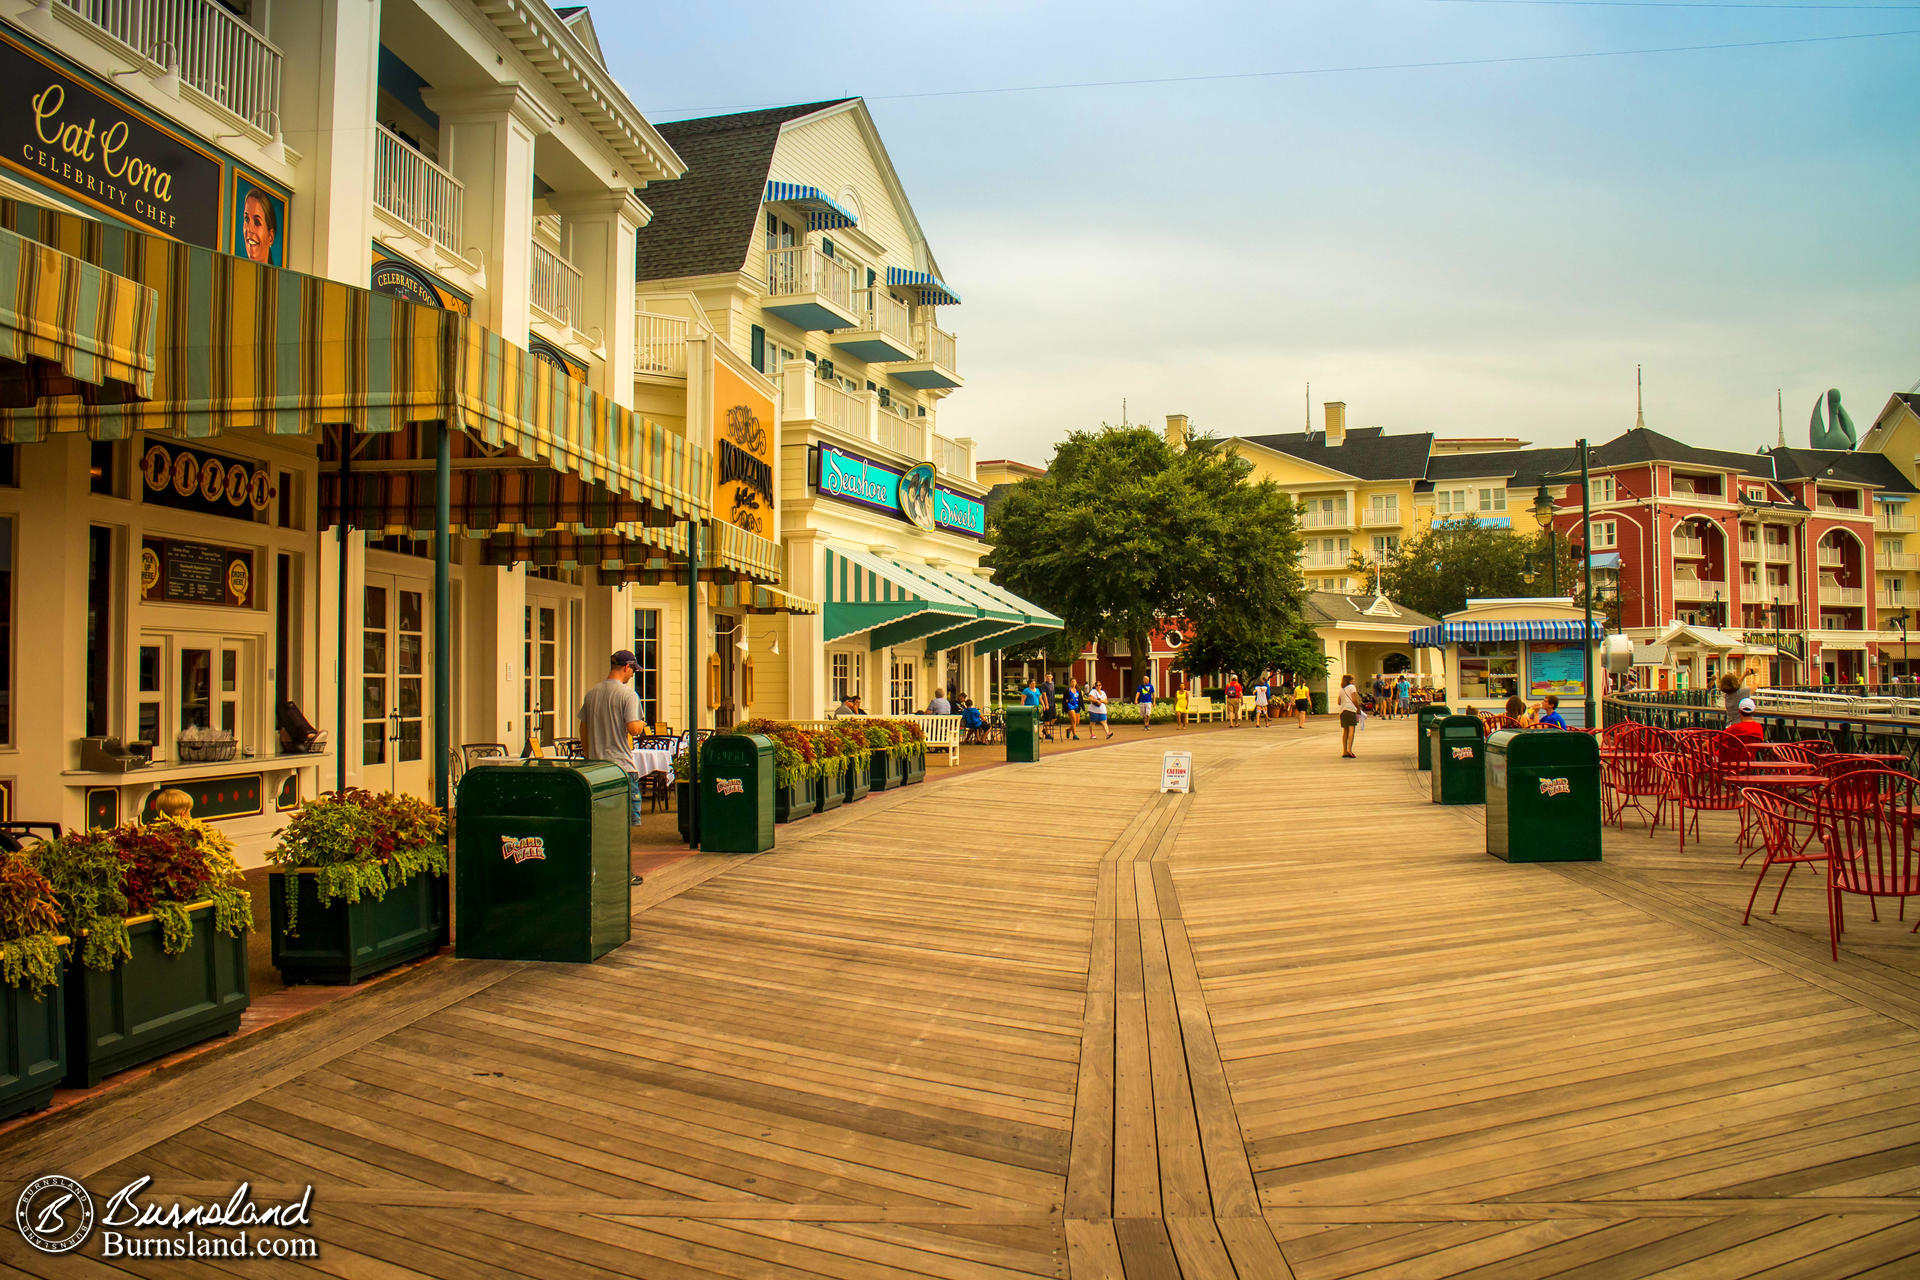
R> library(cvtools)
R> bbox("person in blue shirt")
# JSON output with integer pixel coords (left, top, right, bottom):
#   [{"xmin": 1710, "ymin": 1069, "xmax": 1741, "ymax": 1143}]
[
  {"xmin": 1395, "ymin": 674, "xmax": 1412, "ymax": 717},
  {"xmin": 1136, "ymin": 678, "xmax": 1155, "ymax": 730},
  {"xmin": 1064, "ymin": 680, "xmax": 1084, "ymax": 740},
  {"xmin": 1535, "ymin": 694, "xmax": 1568, "ymax": 729},
  {"xmin": 1021, "ymin": 680, "xmax": 1041, "ymax": 707}
]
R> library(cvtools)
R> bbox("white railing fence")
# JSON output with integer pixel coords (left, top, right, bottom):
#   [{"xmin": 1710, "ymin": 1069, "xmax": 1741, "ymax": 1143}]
[
  {"xmin": 875, "ymin": 412, "xmax": 916, "ymax": 457},
  {"xmin": 766, "ymin": 246, "xmax": 855, "ymax": 313},
  {"xmin": 58, "ymin": 0, "xmax": 283, "ymax": 131},
  {"xmin": 530, "ymin": 239, "xmax": 583, "ymax": 328},
  {"xmin": 933, "ymin": 433, "xmax": 971, "ymax": 481},
  {"xmin": 633, "ymin": 312, "xmax": 688, "ymax": 378},
  {"xmin": 815, "ymin": 380, "xmax": 870, "ymax": 438},
  {"xmin": 373, "ymin": 125, "xmax": 463, "ymax": 255},
  {"xmin": 922, "ymin": 322, "xmax": 958, "ymax": 371},
  {"xmin": 854, "ymin": 287, "xmax": 911, "ymax": 344}
]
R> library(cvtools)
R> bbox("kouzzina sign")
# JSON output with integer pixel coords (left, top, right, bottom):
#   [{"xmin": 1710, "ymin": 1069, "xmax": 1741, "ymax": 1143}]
[{"xmin": 0, "ymin": 30, "xmax": 225, "ymax": 245}]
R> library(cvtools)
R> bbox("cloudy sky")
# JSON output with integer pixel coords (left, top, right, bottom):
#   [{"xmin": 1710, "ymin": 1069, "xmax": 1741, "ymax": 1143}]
[{"xmin": 597, "ymin": 1, "xmax": 1920, "ymax": 465}]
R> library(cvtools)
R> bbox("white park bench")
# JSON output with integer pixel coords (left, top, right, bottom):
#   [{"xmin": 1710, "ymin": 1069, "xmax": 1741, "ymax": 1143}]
[{"xmin": 802, "ymin": 713, "xmax": 964, "ymax": 765}]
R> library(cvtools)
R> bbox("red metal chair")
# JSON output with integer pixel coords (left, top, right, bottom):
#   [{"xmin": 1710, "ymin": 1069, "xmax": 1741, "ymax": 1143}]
[
  {"xmin": 1767, "ymin": 742, "xmax": 1821, "ymax": 767},
  {"xmin": 1660, "ymin": 732, "xmax": 1754, "ymax": 851},
  {"xmin": 1740, "ymin": 788, "xmax": 1826, "ymax": 923},
  {"xmin": 1816, "ymin": 769, "xmax": 1920, "ymax": 960},
  {"xmin": 1605, "ymin": 723, "xmax": 1676, "ymax": 833}
]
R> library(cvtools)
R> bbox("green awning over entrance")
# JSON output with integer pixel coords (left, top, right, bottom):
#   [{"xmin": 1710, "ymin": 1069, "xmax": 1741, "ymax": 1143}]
[{"xmin": 822, "ymin": 546, "xmax": 1062, "ymax": 653}]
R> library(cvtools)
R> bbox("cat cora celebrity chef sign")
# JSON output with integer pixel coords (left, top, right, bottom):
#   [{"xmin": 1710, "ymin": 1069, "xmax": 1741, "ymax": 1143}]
[{"xmin": 1161, "ymin": 751, "xmax": 1194, "ymax": 794}]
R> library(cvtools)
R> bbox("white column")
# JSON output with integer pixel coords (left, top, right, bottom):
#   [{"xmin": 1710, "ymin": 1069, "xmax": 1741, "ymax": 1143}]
[
  {"xmin": 279, "ymin": 0, "xmax": 378, "ymax": 283},
  {"xmin": 424, "ymin": 85, "xmax": 558, "ymax": 340},
  {"xmin": 550, "ymin": 189, "xmax": 648, "ymax": 407},
  {"xmin": 786, "ymin": 535, "xmax": 827, "ymax": 718}
]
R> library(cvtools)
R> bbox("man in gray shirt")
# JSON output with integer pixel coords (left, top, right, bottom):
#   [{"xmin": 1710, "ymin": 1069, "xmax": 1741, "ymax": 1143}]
[
  {"xmin": 579, "ymin": 649, "xmax": 646, "ymax": 826},
  {"xmin": 926, "ymin": 687, "xmax": 952, "ymax": 715}
]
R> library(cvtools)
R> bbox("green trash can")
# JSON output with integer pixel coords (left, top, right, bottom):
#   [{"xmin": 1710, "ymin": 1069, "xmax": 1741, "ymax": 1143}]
[
  {"xmin": 1429, "ymin": 715, "xmax": 1486, "ymax": 805},
  {"xmin": 1416, "ymin": 703, "xmax": 1451, "ymax": 771},
  {"xmin": 1485, "ymin": 729, "xmax": 1603, "ymax": 862},
  {"xmin": 455, "ymin": 760, "xmax": 631, "ymax": 963},
  {"xmin": 1005, "ymin": 706, "xmax": 1040, "ymax": 763},
  {"xmin": 701, "ymin": 733, "xmax": 775, "ymax": 853}
]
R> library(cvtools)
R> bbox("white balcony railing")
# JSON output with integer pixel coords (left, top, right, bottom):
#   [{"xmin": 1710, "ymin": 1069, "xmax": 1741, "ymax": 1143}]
[
  {"xmin": 852, "ymin": 287, "xmax": 911, "ymax": 347},
  {"xmin": 374, "ymin": 125, "xmax": 463, "ymax": 255},
  {"xmin": 1767, "ymin": 584, "xmax": 1796, "ymax": 605},
  {"xmin": 1881, "ymin": 593, "xmax": 1909, "ymax": 612},
  {"xmin": 530, "ymin": 239, "xmax": 583, "ymax": 329},
  {"xmin": 1303, "ymin": 507, "xmax": 1351, "ymax": 530},
  {"xmin": 1672, "ymin": 534, "xmax": 1704, "ymax": 558},
  {"xmin": 1818, "ymin": 547, "xmax": 1846, "ymax": 568},
  {"xmin": 1765, "ymin": 542, "xmax": 1793, "ymax": 562},
  {"xmin": 1878, "ymin": 511, "xmax": 1918, "ymax": 533},
  {"xmin": 1739, "ymin": 540, "xmax": 1760, "ymax": 561},
  {"xmin": 914, "ymin": 320, "xmax": 958, "ymax": 372},
  {"xmin": 57, "ymin": 0, "xmax": 283, "ymax": 132},
  {"xmin": 1362, "ymin": 507, "xmax": 1400, "ymax": 528},
  {"xmin": 1883, "ymin": 552, "xmax": 1920, "ymax": 571},
  {"xmin": 1820, "ymin": 581, "xmax": 1866, "ymax": 606},
  {"xmin": 767, "ymin": 246, "xmax": 855, "ymax": 313},
  {"xmin": 933, "ymin": 433, "xmax": 973, "ymax": 482},
  {"xmin": 875, "ymin": 410, "xmax": 917, "ymax": 457},
  {"xmin": 1671, "ymin": 576, "xmax": 1725, "ymax": 601},
  {"xmin": 633, "ymin": 312, "xmax": 689, "ymax": 378},
  {"xmin": 817, "ymin": 380, "xmax": 871, "ymax": 439}
]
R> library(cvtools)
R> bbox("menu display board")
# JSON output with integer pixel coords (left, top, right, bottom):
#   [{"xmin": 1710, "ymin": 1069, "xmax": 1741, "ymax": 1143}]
[{"xmin": 140, "ymin": 537, "xmax": 254, "ymax": 608}]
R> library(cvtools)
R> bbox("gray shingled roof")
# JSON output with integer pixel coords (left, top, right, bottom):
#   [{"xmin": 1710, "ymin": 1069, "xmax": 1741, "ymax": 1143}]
[
  {"xmin": 1768, "ymin": 447, "xmax": 1918, "ymax": 494},
  {"xmin": 1238, "ymin": 427, "xmax": 1434, "ymax": 481},
  {"xmin": 1302, "ymin": 592, "xmax": 1438, "ymax": 630},
  {"xmin": 1423, "ymin": 447, "xmax": 1581, "ymax": 493},
  {"xmin": 1589, "ymin": 427, "xmax": 1772, "ymax": 476},
  {"xmin": 635, "ymin": 100, "xmax": 856, "ymax": 283}
]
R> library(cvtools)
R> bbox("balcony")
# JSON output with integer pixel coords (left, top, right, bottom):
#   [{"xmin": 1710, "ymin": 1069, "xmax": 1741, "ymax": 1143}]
[
  {"xmin": 1739, "ymin": 540, "xmax": 1760, "ymax": 561},
  {"xmin": 1883, "ymin": 552, "xmax": 1920, "ymax": 571},
  {"xmin": 1818, "ymin": 547, "xmax": 1846, "ymax": 569},
  {"xmin": 56, "ymin": 0, "xmax": 283, "ymax": 134},
  {"xmin": 374, "ymin": 125, "xmax": 463, "ymax": 256},
  {"xmin": 1766, "ymin": 584, "xmax": 1797, "ymax": 605},
  {"xmin": 1671, "ymin": 534, "xmax": 1705, "ymax": 558},
  {"xmin": 830, "ymin": 288, "xmax": 916, "ymax": 364},
  {"xmin": 1881, "ymin": 594, "xmax": 1911, "ymax": 613},
  {"xmin": 1877, "ymin": 511, "xmax": 1918, "ymax": 533},
  {"xmin": 765, "ymin": 246, "xmax": 858, "ymax": 330},
  {"xmin": 875, "ymin": 407, "xmax": 921, "ymax": 458},
  {"xmin": 1362, "ymin": 507, "xmax": 1401, "ymax": 528},
  {"xmin": 1819, "ymin": 581, "xmax": 1866, "ymax": 606},
  {"xmin": 894, "ymin": 321, "xmax": 962, "ymax": 391},
  {"xmin": 1303, "ymin": 507, "xmax": 1352, "ymax": 530},
  {"xmin": 933, "ymin": 433, "xmax": 975, "ymax": 484},
  {"xmin": 634, "ymin": 312, "xmax": 689, "ymax": 379},
  {"xmin": 1671, "ymin": 576, "xmax": 1725, "ymax": 601},
  {"xmin": 529, "ymin": 239, "xmax": 582, "ymax": 331},
  {"xmin": 1301, "ymin": 552, "xmax": 1350, "ymax": 570},
  {"xmin": 1764, "ymin": 542, "xmax": 1793, "ymax": 562}
]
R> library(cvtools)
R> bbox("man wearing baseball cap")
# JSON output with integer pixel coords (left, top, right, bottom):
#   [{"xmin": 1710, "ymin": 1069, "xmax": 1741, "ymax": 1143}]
[
  {"xmin": 580, "ymin": 650, "xmax": 648, "ymax": 828},
  {"xmin": 1726, "ymin": 695, "xmax": 1766, "ymax": 748}
]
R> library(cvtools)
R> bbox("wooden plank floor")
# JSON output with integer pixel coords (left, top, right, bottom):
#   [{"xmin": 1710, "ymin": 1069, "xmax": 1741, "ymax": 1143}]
[{"xmin": 4, "ymin": 722, "xmax": 1919, "ymax": 1277}]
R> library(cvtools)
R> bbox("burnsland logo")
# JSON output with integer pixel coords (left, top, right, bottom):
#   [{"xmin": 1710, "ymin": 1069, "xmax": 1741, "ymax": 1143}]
[
  {"xmin": 31, "ymin": 84, "xmax": 173, "ymax": 203},
  {"xmin": 1538, "ymin": 777, "xmax": 1571, "ymax": 796},
  {"xmin": 499, "ymin": 835, "xmax": 546, "ymax": 864}
]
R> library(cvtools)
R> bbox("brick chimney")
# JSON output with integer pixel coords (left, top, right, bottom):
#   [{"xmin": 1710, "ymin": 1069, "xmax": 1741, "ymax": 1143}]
[
  {"xmin": 1165, "ymin": 413, "xmax": 1189, "ymax": 450},
  {"xmin": 1324, "ymin": 401, "xmax": 1347, "ymax": 446}
]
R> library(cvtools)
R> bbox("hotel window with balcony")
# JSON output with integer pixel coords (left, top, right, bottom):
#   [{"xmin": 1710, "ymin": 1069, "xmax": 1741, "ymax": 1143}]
[
  {"xmin": 1371, "ymin": 535, "xmax": 1399, "ymax": 563},
  {"xmin": 1365, "ymin": 494, "xmax": 1398, "ymax": 526}
]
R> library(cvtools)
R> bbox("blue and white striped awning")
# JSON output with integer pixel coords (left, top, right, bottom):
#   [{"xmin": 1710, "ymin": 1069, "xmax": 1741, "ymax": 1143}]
[
  {"xmin": 1409, "ymin": 619, "xmax": 1609, "ymax": 648},
  {"xmin": 763, "ymin": 181, "xmax": 858, "ymax": 231},
  {"xmin": 886, "ymin": 267, "xmax": 961, "ymax": 307}
]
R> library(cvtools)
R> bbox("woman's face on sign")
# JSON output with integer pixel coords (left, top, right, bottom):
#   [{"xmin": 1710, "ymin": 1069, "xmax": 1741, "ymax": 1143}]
[{"xmin": 243, "ymin": 194, "xmax": 275, "ymax": 263}]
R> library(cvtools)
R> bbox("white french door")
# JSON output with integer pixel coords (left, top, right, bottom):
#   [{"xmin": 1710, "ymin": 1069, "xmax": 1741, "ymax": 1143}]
[{"xmin": 362, "ymin": 574, "xmax": 430, "ymax": 797}]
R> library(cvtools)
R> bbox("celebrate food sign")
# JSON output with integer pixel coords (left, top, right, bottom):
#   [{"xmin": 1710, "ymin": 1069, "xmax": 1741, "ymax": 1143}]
[{"xmin": 814, "ymin": 445, "xmax": 986, "ymax": 538}]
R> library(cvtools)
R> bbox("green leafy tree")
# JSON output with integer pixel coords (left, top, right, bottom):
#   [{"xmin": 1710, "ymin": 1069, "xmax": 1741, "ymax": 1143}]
[
  {"xmin": 987, "ymin": 427, "xmax": 1306, "ymax": 687},
  {"xmin": 1178, "ymin": 616, "xmax": 1328, "ymax": 683},
  {"xmin": 1355, "ymin": 518, "xmax": 1583, "ymax": 621}
]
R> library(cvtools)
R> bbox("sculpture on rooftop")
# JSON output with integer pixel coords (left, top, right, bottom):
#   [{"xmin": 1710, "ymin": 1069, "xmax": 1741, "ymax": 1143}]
[{"xmin": 1810, "ymin": 388, "xmax": 1857, "ymax": 451}]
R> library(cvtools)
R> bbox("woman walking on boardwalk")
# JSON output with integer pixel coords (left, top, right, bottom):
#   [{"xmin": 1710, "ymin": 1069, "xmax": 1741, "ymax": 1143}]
[
  {"xmin": 1337, "ymin": 673, "xmax": 1362, "ymax": 758},
  {"xmin": 1064, "ymin": 679, "xmax": 1084, "ymax": 740}
]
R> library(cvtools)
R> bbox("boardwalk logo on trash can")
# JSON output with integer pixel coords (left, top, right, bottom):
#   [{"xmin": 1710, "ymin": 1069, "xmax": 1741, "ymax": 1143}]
[
  {"xmin": 1538, "ymin": 777, "xmax": 1571, "ymax": 797},
  {"xmin": 715, "ymin": 778, "xmax": 744, "ymax": 796},
  {"xmin": 499, "ymin": 835, "xmax": 547, "ymax": 864},
  {"xmin": 1450, "ymin": 746, "xmax": 1476, "ymax": 761}
]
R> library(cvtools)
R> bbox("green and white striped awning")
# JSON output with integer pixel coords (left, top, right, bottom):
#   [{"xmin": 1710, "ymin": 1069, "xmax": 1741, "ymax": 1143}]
[{"xmin": 822, "ymin": 545, "xmax": 1061, "ymax": 651}]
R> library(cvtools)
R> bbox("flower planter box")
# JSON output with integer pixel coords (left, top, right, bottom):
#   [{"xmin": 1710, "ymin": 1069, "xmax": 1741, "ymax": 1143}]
[
  {"xmin": 65, "ymin": 902, "xmax": 248, "ymax": 1087},
  {"xmin": 269, "ymin": 870, "xmax": 448, "ymax": 986},
  {"xmin": 1, "ymin": 957, "xmax": 65, "ymax": 1122},
  {"xmin": 817, "ymin": 769, "xmax": 846, "ymax": 812},
  {"xmin": 869, "ymin": 749, "xmax": 904, "ymax": 792},
  {"xmin": 775, "ymin": 779, "xmax": 817, "ymax": 825},
  {"xmin": 844, "ymin": 759, "xmax": 872, "ymax": 803},
  {"xmin": 902, "ymin": 752, "xmax": 927, "ymax": 786}
]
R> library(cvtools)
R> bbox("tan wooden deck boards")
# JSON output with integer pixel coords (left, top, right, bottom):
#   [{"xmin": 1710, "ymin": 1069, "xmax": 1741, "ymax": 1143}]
[{"xmin": 4, "ymin": 723, "xmax": 1919, "ymax": 1277}]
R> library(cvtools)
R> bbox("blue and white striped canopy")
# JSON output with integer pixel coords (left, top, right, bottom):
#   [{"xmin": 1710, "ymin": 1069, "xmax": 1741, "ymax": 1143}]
[
  {"xmin": 1409, "ymin": 619, "xmax": 1608, "ymax": 648},
  {"xmin": 886, "ymin": 267, "xmax": 962, "ymax": 307},
  {"xmin": 763, "ymin": 181, "xmax": 859, "ymax": 231}
]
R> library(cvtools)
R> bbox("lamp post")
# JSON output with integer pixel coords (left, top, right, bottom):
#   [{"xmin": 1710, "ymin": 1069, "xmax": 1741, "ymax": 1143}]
[
  {"xmin": 1893, "ymin": 607, "xmax": 1911, "ymax": 685},
  {"xmin": 1579, "ymin": 439, "xmax": 1597, "ymax": 727},
  {"xmin": 1532, "ymin": 483, "xmax": 1560, "ymax": 596}
]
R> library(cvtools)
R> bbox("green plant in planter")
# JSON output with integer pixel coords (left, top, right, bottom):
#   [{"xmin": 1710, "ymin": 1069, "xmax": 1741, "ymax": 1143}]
[
  {"xmin": 33, "ymin": 818, "xmax": 252, "ymax": 971},
  {"xmin": 267, "ymin": 789, "xmax": 447, "ymax": 937},
  {"xmin": 809, "ymin": 728, "xmax": 851, "ymax": 781},
  {"xmin": 0, "ymin": 850, "xmax": 64, "ymax": 995}
]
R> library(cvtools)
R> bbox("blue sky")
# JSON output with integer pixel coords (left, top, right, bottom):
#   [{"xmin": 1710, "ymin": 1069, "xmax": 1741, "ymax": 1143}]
[{"xmin": 593, "ymin": 2, "xmax": 1920, "ymax": 464}]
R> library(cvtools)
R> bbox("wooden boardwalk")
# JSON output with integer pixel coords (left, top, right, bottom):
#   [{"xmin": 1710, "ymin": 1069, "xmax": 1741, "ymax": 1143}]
[{"xmin": 5, "ymin": 722, "xmax": 1920, "ymax": 1277}]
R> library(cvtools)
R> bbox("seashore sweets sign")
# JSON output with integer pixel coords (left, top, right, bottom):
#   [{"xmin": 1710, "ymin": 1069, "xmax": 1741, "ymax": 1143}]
[
  {"xmin": 0, "ymin": 29, "xmax": 225, "ymax": 244},
  {"xmin": 713, "ymin": 362, "xmax": 776, "ymax": 536},
  {"xmin": 812, "ymin": 444, "xmax": 986, "ymax": 539}
]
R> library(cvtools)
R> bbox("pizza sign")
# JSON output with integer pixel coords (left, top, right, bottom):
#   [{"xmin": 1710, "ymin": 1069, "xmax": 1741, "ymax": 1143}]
[{"xmin": 140, "ymin": 441, "xmax": 273, "ymax": 520}]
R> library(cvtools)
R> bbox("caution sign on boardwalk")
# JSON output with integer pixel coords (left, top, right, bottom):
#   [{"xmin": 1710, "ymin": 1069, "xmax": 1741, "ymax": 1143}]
[{"xmin": 1161, "ymin": 751, "xmax": 1194, "ymax": 794}]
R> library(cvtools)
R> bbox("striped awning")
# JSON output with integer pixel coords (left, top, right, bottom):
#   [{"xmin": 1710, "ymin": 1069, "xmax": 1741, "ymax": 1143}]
[
  {"xmin": 823, "ymin": 544, "xmax": 978, "ymax": 645},
  {"xmin": 764, "ymin": 181, "xmax": 858, "ymax": 231},
  {"xmin": 0, "ymin": 226, "xmax": 156, "ymax": 404},
  {"xmin": 478, "ymin": 529, "xmax": 672, "ymax": 569},
  {"xmin": 1589, "ymin": 551, "xmax": 1622, "ymax": 570},
  {"xmin": 714, "ymin": 580, "xmax": 818, "ymax": 616},
  {"xmin": 1409, "ymin": 619, "xmax": 1608, "ymax": 648},
  {"xmin": 959, "ymin": 574, "xmax": 1066, "ymax": 655},
  {"xmin": 0, "ymin": 198, "xmax": 709, "ymax": 524},
  {"xmin": 885, "ymin": 267, "xmax": 961, "ymax": 307}
]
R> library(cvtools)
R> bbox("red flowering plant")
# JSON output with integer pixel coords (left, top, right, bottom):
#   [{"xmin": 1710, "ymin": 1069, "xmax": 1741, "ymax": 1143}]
[
  {"xmin": 830, "ymin": 721, "xmax": 874, "ymax": 769},
  {"xmin": 806, "ymin": 726, "xmax": 852, "ymax": 782},
  {"xmin": 266, "ymin": 788, "xmax": 447, "ymax": 936},
  {"xmin": 0, "ymin": 849, "xmax": 64, "ymax": 994},
  {"xmin": 33, "ymin": 817, "xmax": 251, "ymax": 972},
  {"xmin": 739, "ymin": 718, "xmax": 818, "ymax": 789}
]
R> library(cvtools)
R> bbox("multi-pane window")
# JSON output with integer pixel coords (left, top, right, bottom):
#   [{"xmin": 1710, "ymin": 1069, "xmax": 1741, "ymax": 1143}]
[
  {"xmin": 0, "ymin": 518, "xmax": 11, "ymax": 745},
  {"xmin": 1436, "ymin": 489, "xmax": 1466, "ymax": 516},
  {"xmin": 524, "ymin": 605, "xmax": 558, "ymax": 746},
  {"xmin": 831, "ymin": 652, "xmax": 861, "ymax": 702},
  {"xmin": 1594, "ymin": 476, "xmax": 1617, "ymax": 503},
  {"xmin": 632, "ymin": 608, "xmax": 661, "ymax": 729},
  {"xmin": 1480, "ymin": 487, "xmax": 1507, "ymax": 512},
  {"xmin": 1372, "ymin": 535, "xmax": 1399, "ymax": 563},
  {"xmin": 1593, "ymin": 520, "xmax": 1618, "ymax": 550},
  {"xmin": 889, "ymin": 658, "xmax": 916, "ymax": 715},
  {"xmin": 1367, "ymin": 494, "xmax": 1398, "ymax": 523}
]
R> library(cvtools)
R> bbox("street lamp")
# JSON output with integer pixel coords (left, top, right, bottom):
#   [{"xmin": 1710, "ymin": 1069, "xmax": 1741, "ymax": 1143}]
[
  {"xmin": 1893, "ymin": 607, "xmax": 1911, "ymax": 685},
  {"xmin": 1531, "ymin": 483, "xmax": 1560, "ymax": 596}
]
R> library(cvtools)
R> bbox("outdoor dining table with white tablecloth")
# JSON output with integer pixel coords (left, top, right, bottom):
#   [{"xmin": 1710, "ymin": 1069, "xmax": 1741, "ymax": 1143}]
[{"xmin": 632, "ymin": 747, "xmax": 676, "ymax": 782}]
